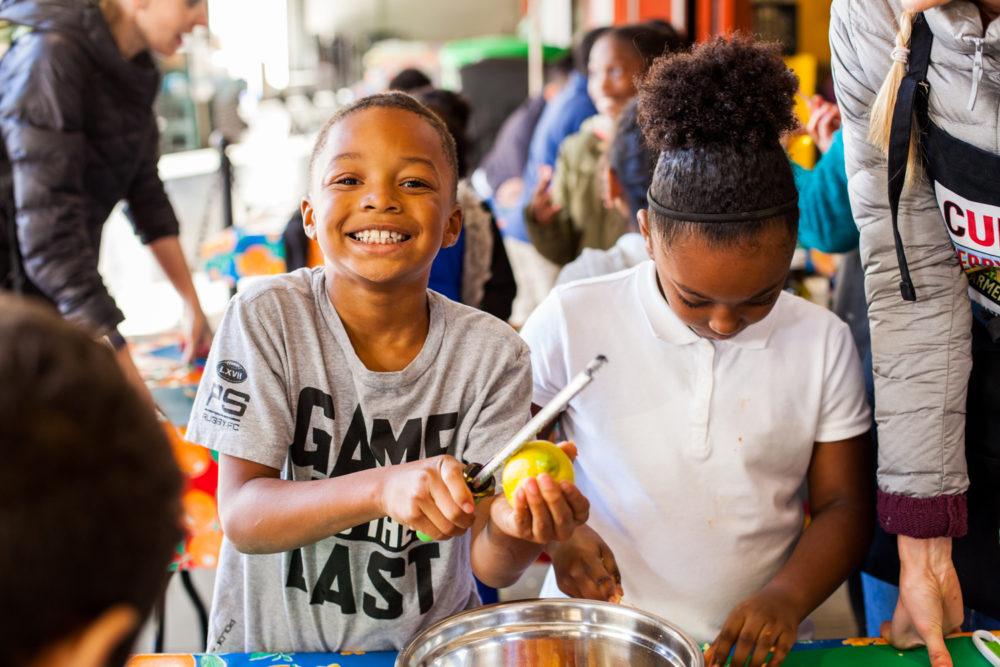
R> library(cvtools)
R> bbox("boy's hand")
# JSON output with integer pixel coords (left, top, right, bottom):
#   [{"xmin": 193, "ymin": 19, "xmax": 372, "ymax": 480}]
[
  {"xmin": 707, "ymin": 590, "xmax": 799, "ymax": 667},
  {"xmin": 379, "ymin": 455, "xmax": 476, "ymax": 541},
  {"xmin": 489, "ymin": 463, "xmax": 588, "ymax": 544},
  {"xmin": 547, "ymin": 523, "xmax": 622, "ymax": 601}
]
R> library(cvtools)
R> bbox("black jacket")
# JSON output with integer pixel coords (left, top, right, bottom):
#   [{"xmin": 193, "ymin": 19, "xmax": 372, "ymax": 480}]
[{"xmin": 0, "ymin": 0, "xmax": 178, "ymax": 333}]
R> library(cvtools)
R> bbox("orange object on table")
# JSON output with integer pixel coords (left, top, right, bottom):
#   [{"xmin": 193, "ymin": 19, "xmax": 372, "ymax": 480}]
[{"xmin": 163, "ymin": 420, "xmax": 221, "ymax": 571}]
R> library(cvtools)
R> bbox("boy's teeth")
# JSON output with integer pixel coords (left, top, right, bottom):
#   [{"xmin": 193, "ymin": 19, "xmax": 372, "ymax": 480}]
[{"xmin": 350, "ymin": 229, "xmax": 407, "ymax": 244}]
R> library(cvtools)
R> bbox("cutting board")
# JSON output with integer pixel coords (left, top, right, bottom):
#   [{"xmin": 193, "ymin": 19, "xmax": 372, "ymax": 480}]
[{"xmin": 782, "ymin": 636, "xmax": 986, "ymax": 666}]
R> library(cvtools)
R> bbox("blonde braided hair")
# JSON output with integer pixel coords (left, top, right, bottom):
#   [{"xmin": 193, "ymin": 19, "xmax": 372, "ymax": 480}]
[{"xmin": 868, "ymin": 10, "xmax": 922, "ymax": 185}]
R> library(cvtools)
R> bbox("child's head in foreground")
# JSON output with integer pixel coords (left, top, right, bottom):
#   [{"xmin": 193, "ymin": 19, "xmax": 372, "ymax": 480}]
[
  {"xmin": 302, "ymin": 92, "xmax": 464, "ymax": 290},
  {"xmin": 636, "ymin": 36, "xmax": 800, "ymax": 341},
  {"xmin": 0, "ymin": 295, "xmax": 184, "ymax": 667}
]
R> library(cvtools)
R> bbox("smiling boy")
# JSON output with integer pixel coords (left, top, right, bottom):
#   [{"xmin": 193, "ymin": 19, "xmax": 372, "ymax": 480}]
[{"xmin": 185, "ymin": 93, "xmax": 588, "ymax": 653}]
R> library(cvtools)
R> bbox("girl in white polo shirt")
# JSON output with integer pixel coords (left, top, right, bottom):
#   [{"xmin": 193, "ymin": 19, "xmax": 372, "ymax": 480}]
[{"xmin": 520, "ymin": 37, "xmax": 873, "ymax": 667}]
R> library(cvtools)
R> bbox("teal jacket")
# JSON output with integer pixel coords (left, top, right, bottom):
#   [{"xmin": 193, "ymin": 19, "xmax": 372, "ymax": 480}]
[{"xmin": 791, "ymin": 130, "xmax": 858, "ymax": 254}]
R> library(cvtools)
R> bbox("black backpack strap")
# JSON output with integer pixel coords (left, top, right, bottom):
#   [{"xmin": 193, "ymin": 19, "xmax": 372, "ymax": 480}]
[{"xmin": 887, "ymin": 12, "xmax": 933, "ymax": 301}]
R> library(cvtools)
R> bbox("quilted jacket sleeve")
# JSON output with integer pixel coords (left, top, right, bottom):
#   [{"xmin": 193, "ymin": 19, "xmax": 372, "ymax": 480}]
[
  {"xmin": 122, "ymin": 114, "xmax": 180, "ymax": 245},
  {"xmin": 830, "ymin": 0, "xmax": 970, "ymax": 538},
  {"xmin": 0, "ymin": 30, "xmax": 123, "ymax": 332}
]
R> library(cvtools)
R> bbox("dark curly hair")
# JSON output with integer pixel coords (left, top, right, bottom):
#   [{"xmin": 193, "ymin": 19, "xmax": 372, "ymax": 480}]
[
  {"xmin": 309, "ymin": 92, "xmax": 459, "ymax": 199},
  {"xmin": 637, "ymin": 36, "xmax": 799, "ymax": 248},
  {"xmin": 0, "ymin": 295, "xmax": 184, "ymax": 667}
]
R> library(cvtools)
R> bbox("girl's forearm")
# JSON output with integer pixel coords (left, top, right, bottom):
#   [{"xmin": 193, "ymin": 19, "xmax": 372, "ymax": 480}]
[{"xmin": 762, "ymin": 499, "xmax": 872, "ymax": 620}]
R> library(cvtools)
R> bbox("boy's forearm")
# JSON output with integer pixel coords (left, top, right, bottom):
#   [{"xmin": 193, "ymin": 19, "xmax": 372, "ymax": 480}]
[
  {"xmin": 761, "ymin": 499, "xmax": 872, "ymax": 621},
  {"xmin": 221, "ymin": 467, "xmax": 387, "ymax": 554},
  {"xmin": 470, "ymin": 498, "xmax": 544, "ymax": 589}
]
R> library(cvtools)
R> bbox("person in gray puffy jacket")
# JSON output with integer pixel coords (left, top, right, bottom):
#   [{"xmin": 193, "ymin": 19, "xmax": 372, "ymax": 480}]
[
  {"xmin": 831, "ymin": 0, "xmax": 1000, "ymax": 663},
  {"xmin": 0, "ymin": 0, "xmax": 211, "ymax": 404}
]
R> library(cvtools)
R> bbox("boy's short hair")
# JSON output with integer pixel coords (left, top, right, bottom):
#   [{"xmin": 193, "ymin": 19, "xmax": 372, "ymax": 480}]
[
  {"xmin": 0, "ymin": 295, "xmax": 184, "ymax": 667},
  {"xmin": 309, "ymin": 92, "xmax": 459, "ymax": 199}
]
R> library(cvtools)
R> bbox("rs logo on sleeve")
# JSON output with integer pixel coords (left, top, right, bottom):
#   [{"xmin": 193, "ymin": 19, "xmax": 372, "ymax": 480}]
[{"xmin": 202, "ymin": 382, "xmax": 250, "ymax": 431}]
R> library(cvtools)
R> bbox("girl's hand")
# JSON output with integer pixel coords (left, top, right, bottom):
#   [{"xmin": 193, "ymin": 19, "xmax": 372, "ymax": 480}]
[
  {"xmin": 489, "ymin": 472, "xmax": 588, "ymax": 544},
  {"xmin": 547, "ymin": 523, "xmax": 622, "ymax": 601},
  {"xmin": 528, "ymin": 165, "xmax": 562, "ymax": 226},
  {"xmin": 707, "ymin": 590, "xmax": 799, "ymax": 667},
  {"xmin": 379, "ymin": 455, "xmax": 477, "ymax": 541}
]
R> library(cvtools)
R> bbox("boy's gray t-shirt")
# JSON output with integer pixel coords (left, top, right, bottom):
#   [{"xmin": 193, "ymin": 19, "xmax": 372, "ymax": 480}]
[{"xmin": 186, "ymin": 267, "xmax": 531, "ymax": 653}]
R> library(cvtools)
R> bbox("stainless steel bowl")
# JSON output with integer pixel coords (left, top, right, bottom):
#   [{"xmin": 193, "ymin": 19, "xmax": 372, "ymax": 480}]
[{"xmin": 396, "ymin": 598, "xmax": 706, "ymax": 666}]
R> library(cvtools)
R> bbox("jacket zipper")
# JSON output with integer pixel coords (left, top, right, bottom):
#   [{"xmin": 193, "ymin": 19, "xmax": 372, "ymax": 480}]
[{"xmin": 967, "ymin": 37, "xmax": 984, "ymax": 111}]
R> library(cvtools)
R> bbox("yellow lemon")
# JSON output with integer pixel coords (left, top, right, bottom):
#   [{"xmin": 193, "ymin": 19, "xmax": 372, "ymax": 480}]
[{"xmin": 502, "ymin": 440, "xmax": 574, "ymax": 503}]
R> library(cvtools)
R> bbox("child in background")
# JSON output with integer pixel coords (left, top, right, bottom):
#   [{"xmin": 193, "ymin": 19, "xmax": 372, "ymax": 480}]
[
  {"xmin": 0, "ymin": 295, "xmax": 184, "ymax": 667},
  {"xmin": 524, "ymin": 23, "xmax": 681, "ymax": 267},
  {"xmin": 522, "ymin": 39, "xmax": 872, "ymax": 667},
  {"xmin": 411, "ymin": 87, "xmax": 517, "ymax": 322},
  {"xmin": 186, "ymin": 92, "xmax": 588, "ymax": 653},
  {"xmin": 555, "ymin": 97, "xmax": 652, "ymax": 285}
]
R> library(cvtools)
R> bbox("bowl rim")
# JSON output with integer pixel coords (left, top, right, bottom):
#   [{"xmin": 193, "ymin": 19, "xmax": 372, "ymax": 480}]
[{"xmin": 396, "ymin": 597, "xmax": 706, "ymax": 667}]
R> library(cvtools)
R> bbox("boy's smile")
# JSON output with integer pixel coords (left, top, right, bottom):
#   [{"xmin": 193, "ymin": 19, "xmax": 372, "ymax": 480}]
[{"xmin": 302, "ymin": 107, "xmax": 462, "ymax": 290}]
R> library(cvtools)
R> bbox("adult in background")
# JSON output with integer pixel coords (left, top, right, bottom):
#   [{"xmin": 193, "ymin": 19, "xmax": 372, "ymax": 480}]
[
  {"xmin": 831, "ymin": 1, "xmax": 1000, "ymax": 664},
  {"xmin": 499, "ymin": 26, "xmax": 607, "ymax": 326},
  {"xmin": 0, "ymin": 0, "xmax": 212, "ymax": 405}
]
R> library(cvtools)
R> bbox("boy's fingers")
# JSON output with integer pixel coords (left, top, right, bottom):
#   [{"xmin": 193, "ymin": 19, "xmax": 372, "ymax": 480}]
[
  {"xmin": 419, "ymin": 496, "xmax": 463, "ymax": 538},
  {"xmin": 425, "ymin": 473, "xmax": 473, "ymax": 534},
  {"xmin": 438, "ymin": 459, "xmax": 475, "ymax": 514}
]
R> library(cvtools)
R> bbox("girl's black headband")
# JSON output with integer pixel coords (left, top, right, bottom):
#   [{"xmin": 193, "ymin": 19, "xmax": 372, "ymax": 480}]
[{"xmin": 646, "ymin": 187, "xmax": 798, "ymax": 223}]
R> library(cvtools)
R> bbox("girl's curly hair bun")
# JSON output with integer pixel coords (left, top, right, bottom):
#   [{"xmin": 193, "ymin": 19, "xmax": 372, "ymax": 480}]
[{"xmin": 637, "ymin": 36, "xmax": 799, "ymax": 153}]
